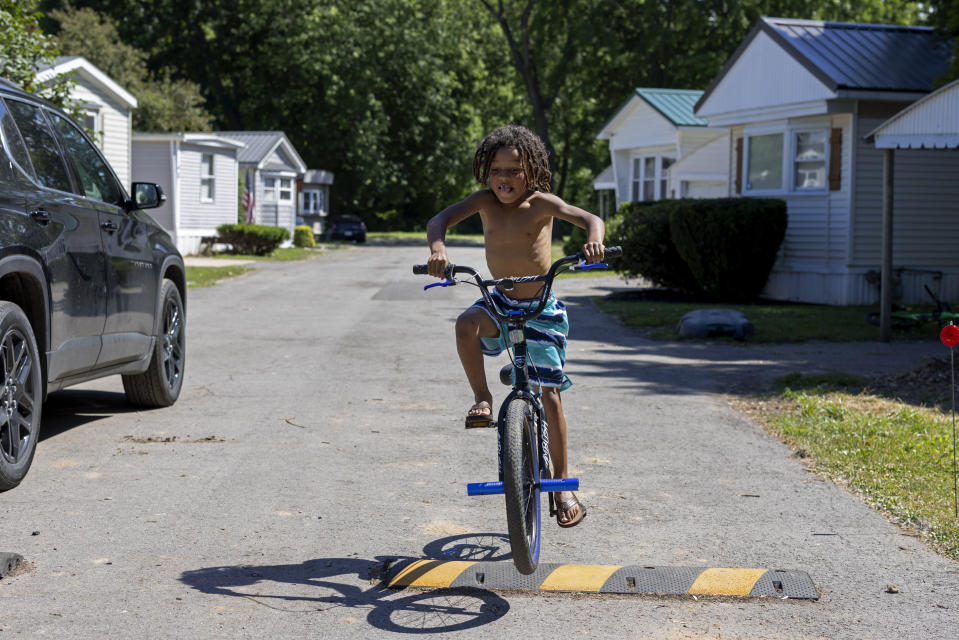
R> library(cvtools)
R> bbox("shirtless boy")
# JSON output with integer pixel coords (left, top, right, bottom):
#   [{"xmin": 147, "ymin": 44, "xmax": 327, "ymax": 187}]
[{"xmin": 425, "ymin": 124, "xmax": 605, "ymax": 528}]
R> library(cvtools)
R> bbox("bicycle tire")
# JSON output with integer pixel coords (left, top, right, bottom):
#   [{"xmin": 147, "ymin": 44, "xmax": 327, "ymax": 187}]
[
  {"xmin": 502, "ymin": 398, "xmax": 541, "ymax": 575},
  {"xmin": 864, "ymin": 311, "xmax": 919, "ymax": 329}
]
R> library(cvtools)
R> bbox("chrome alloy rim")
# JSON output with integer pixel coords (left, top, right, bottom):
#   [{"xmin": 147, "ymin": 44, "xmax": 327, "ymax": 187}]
[
  {"xmin": 0, "ymin": 327, "xmax": 38, "ymax": 464},
  {"xmin": 161, "ymin": 298, "xmax": 184, "ymax": 390}
]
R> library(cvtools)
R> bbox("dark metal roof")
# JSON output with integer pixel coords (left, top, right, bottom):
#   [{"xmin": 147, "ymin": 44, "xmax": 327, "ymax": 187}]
[
  {"xmin": 763, "ymin": 17, "xmax": 951, "ymax": 91},
  {"xmin": 695, "ymin": 17, "xmax": 952, "ymax": 113}
]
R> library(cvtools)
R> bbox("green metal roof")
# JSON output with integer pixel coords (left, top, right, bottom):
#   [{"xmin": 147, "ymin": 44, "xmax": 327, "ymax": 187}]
[{"xmin": 635, "ymin": 88, "xmax": 707, "ymax": 126}]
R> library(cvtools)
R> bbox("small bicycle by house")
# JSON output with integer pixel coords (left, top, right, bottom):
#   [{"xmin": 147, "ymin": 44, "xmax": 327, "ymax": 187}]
[{"xmin": 413, "ymin": 247, "xmax": 621, "ymax": 574}]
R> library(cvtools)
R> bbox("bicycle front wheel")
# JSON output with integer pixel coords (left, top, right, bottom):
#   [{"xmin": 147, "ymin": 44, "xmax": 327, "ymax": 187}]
[{"xmin": 502, "ymin": 398, "xmax": 541, "ymax": 575}]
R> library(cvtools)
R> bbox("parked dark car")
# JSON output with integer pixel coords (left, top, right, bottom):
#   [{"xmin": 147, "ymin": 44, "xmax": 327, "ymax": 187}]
[
  {"xmin": 0, "ymin": 78, "xmax": 186, "ymax": 491},
  {"xmin": 326, "ymin": 214, "xmax": 366, "ymax": 243}
]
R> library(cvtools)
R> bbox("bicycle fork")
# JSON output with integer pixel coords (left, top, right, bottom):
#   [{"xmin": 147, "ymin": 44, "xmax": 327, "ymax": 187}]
[{"xmin": 466, "ymin": 320, "xmax": 579, "ymax": 498}]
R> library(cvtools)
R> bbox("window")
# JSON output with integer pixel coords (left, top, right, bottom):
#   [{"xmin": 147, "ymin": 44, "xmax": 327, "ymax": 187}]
[
  {"xmin": 49, "ymin": 112, "xmax": 122, "ymax": 204},
  {"xmin": 745, "ymin": 133, "xmax": 783, "ymax": 191},
  {"xmin": 6, "ymin": 100, "xmax": 72, "ymax": 192},
  {"xmin": 743, "ymin": 126, "xmax": 833, "ymax": 193},
  {"xmin": 263, "ymin": 177, "xmax": 276, "ymax": 202},
  {"xmin": 793, "ymin": 130, "xmax": 826, "ymax": 190},
  {"xmin": 279, "ymin": 177, "xmax": 292, "ymax": 201},
  {"xmin": 0, "ymin": 99, "xmax": 34, "ymax": 177},
  {"xmin": 631, "ymin": 155, "xmax": 675, "ymax": 202},
  {"xmin": 81, "ymin": 110, "xmax": 102, "ymax": 148},
  {"xmin": 200, "ymin": 153, "xmax": 215, "ymax": 201}
]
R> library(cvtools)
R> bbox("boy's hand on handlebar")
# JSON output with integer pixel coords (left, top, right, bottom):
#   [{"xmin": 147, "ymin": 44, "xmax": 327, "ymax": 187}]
[
  {"xmin": 427, "ymin": 250, "xmax": 449, "ymax": 278},
  {"xmin": 582, "ymin": 241, "xmax": 606, "ymax": 264}
]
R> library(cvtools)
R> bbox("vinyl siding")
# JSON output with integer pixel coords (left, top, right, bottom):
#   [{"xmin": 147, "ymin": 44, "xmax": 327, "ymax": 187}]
[
  {"xmin": 131, "ymin": 140, "xmax": 174, "ymax": 231},
  {"xmin": 696, "ymin": 31, "xmax": 834, "ymax": 120},
  {"xmin": 178, "ymin": 144, "xmax": 239, "ymax": 230},
  {"xmin": 71, "ymin": 83, "xmax": 132, "ymax": 187},
  {"xmin": 608, "ymin": 101, "xmax": 675, "ymax": 151},
  {"xmin": 852, "ymin": 105, "xmax": 959, "ymax": 271}
]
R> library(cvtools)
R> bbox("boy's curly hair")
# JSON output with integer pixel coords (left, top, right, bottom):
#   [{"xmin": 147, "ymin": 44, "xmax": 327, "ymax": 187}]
[{"xmin": 473, "ymin": 124, "xmax": 552, "ymax": 193}]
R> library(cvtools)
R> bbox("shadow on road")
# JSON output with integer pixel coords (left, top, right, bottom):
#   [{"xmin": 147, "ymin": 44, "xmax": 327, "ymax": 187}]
[
  {"xmin": 179, "ymin": 535, "xmax": 513, "ymax": 633},
  {"xmin": 40, "ymin": 389, "xmax": 140, "ymax": 441}
]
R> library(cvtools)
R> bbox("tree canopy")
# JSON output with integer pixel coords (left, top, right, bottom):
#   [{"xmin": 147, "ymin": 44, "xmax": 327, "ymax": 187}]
[{"xmin": 27, "ymin": 0, "xmax": 950, "ymax": 228}]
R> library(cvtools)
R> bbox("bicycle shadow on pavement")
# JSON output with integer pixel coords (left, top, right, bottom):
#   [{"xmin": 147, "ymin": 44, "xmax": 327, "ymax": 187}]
[{"xmin": 179, "ymin": 535, "xmax": 512, "ymax": 634}]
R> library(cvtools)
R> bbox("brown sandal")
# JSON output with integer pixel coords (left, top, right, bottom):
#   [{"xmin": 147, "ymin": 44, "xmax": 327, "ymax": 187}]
[{"xmin": 464, "ymin": 401, "xmax": 494, "ymax": 429}]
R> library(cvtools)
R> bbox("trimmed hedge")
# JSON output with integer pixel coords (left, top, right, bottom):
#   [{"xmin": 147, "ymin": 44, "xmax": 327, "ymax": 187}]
[
  {"xmin": 293, "ymin": 225, "xmax": 316, "ymax": 248},
  {"xmin": 610, "ymin": 201, "xmax": 701, "ymax": 293},
  {"xmin": 216, "ymin": 223, "xmax": 290, "ymax": 256},
  {"xmin": 669, "ymin": 198, "xmax": 787, "ymax": 301},
  {"xmin": 609, "ymin": 198, "xmax": 787, "ymax": 301}
]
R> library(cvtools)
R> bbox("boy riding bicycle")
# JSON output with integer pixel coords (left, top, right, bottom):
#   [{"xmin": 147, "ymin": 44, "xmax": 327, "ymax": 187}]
[{"xmin": 425, "ymin": 124, "xmax": 605, "ymax": 528}]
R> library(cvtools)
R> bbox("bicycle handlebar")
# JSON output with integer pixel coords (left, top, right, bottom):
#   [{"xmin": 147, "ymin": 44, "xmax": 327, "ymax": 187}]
[{"xmin": 412, "ymin": 246, "xmax": 622, "ymax": 324}]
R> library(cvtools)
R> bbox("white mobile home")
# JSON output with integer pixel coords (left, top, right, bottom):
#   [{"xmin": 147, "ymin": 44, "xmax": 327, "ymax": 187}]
[
  {"xmin": 596, "ymin": 88, "xmax": 729, "ymax": 208},
  {"xmin": 132, "ymin": 133, "xmax": 244, "ymax": 255},
  {"xmin": 36, "ymin": 56, "xmax": 137, "ymax": 187},
  {"xmin": 695, "ymin": 17, "xmax": 958, "ymax": 305}
]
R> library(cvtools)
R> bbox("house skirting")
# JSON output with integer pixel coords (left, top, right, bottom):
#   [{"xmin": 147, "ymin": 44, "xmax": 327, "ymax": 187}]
[{"xmin": 762, "ymin": 267, "xmax": 959, "ymax": 306}]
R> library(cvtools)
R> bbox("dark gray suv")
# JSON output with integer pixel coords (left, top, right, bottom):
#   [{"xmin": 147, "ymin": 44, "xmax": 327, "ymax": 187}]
[{"xmin": 0, "ymin": 78, "xmax": 186, "ymax": 491}]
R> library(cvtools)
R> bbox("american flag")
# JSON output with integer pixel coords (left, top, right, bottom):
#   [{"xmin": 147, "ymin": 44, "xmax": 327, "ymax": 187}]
[{"xmin": 242, "ymin": 169, "xmax": 255, "ymax": 224}]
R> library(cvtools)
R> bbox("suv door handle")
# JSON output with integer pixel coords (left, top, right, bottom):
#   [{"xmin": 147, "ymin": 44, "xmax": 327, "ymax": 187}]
[
  {"xmin": 29, "ymin": 209, "xmax": 51, "ymax": 225},
  {"xmin": 101, "ymin": 220, "xmax": 119, "ymax": 232}
]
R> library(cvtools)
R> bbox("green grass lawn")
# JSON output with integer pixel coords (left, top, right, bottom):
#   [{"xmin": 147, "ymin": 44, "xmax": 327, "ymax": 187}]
[
  {"xmin": 742, "ymin": 378, "xmax": 959, "ymax": 561},
  {"xmin": 594, "ymin": 297, "xmax": 942, "ymax": 343},
  {"xmin": 185, "ymin": 264, "xmax": 256, "ymax": 288}
]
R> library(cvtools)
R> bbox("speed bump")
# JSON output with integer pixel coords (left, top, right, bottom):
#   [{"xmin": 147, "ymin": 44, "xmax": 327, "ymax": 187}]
[{"xmin": 386, "ymin": 560, "xmax": 817, "ymax": 599}]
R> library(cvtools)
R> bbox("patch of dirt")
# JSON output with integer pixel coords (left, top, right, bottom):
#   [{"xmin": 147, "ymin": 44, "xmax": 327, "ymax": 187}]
[
  {"xmin": 121, "ymin": 435, "xmax": 225, "ymax": 444},
  {"xmin": 870, "ymin": 355, "xmax": 956, "ymax": 412}
]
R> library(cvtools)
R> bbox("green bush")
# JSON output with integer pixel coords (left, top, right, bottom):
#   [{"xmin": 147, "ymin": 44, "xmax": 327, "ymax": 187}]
[
  {"xmin": 216, "ymin": 223, "xmax": 290, "ymax": 256},
  {"xmin": 562, "ymin": 225, "xmax": 587, "ymax": 256},
  {"xmin": 610, "ymin": 201, "xmax": 701, "ymax": 293},
  {"xmin": 669, "ymin": 198, "xmax": 787, "ymax": 301},
  {"xmin": 293, "ymin": 225, "xmax": 316, "ymax": 248}
]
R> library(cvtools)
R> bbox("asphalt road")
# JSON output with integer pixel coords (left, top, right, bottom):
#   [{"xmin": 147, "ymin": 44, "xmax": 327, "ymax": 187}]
[{"xmin": 1, "ymin": 244, "xmax": 956, "ymax": 639}]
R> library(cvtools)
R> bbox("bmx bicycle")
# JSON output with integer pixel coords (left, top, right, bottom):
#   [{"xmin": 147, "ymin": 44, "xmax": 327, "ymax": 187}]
[{"xmin": 413, "ymin": 246, "xmax": 622, "ymax": 574}]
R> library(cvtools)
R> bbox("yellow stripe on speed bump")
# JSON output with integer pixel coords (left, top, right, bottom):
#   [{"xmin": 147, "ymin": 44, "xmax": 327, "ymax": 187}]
[
  {"xmin": 388, "ymin": 560, "xmax": 477, "ymax": 588},
  {"xmin": 539, "ymin": 564, "xmax": 622, "ymax": 592},
  {"xmin": 688, "ymin": 568, "xmax": 767, "ymax": 596}
]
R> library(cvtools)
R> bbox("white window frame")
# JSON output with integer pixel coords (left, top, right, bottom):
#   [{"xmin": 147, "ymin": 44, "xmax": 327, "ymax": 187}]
[
  {"xmin": 80, "ymin": 108, "xmax": 102, "ymax": 148},
  {"xmin": 263, "ymin": 177, "xmax": 276, "ymax": 202},
  {"xmin": 743, "ymin": 121, "xmax": 831, "ymax": 195},
  {"xmin": 303, "ymin": 188, "xmax": 325, "ymax": 214},
  {"xmin": 630, "ymin": 153, "xmax": 675, "ymax": 202},
  {"xmin": 200, "ymin": 153, "xmax": 215, "ymax": 202},
  {"xmin": 279, "ymin": 177, "xmax": 293, "ymax": 201},
  {"xmin": 790, "ymin": 128, "xmax": 829, "ymax": 192}
]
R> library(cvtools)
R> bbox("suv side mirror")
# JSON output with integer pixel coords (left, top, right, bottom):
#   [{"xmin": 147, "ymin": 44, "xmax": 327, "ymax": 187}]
[{"xmin": 131, "ymin": 182, "xmax": 166, "ymax": 209}]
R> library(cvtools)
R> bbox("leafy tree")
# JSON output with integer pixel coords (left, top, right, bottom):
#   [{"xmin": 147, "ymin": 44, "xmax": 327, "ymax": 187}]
[
  {"xmin": 0, "ymin": 0, "xmax": 73, "ymax": 106},
  {"xmin": 48, "ymin": 6, "xmax": 213, "ymax": 131},
  {"xmin": 926, "ymin": 0, "xmax": 959, "ymax": 85}
]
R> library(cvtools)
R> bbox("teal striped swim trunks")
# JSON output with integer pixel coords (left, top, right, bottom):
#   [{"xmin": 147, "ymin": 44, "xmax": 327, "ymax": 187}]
[{"xmin": 472, "ymin": 287, "xmax": 572, "ymax": 391}]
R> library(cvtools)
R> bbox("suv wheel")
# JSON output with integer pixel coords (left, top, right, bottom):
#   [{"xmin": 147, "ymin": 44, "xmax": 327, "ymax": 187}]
[
  {"xmin": 122, "ymin": 280, "xmax": 185, "ymax": 407},
  {"xmin": 0, "ymin": 302, "xmax": 42, "ymax": 492}
]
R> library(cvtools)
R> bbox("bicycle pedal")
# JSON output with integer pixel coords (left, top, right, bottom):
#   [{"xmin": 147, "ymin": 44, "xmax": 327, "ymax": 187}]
[{"xmin": 464, "ymin": 419, "xmax": 496, "ymax": 429}]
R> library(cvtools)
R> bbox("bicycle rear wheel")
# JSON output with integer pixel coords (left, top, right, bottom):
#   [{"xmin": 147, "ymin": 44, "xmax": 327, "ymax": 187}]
[{"xmin": 502, "ymin": 398, "xmax": 541, "ymax": 575}]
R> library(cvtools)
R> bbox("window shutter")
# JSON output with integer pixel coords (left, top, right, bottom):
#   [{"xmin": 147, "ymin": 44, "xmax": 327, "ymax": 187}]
[
  {"xmin": 829, "ymin": 128, "xmax": 842, "ymax": 191},
  {"xmin": 735, "ymin": 137, "xmax": 743, "ymax": 194}
]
